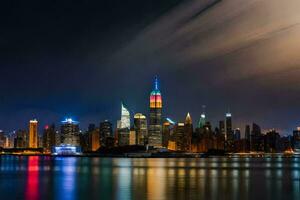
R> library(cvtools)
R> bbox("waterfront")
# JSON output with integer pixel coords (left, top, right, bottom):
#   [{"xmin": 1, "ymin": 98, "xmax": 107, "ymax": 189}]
[{"xmin": 0, "ymin": 156, "xmax": 299, "ymax": 200}]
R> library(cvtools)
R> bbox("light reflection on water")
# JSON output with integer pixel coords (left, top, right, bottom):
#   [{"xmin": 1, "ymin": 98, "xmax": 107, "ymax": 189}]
[{"xmin": 0, "ymin": 156, "xmax": 299, "ymax": 200}]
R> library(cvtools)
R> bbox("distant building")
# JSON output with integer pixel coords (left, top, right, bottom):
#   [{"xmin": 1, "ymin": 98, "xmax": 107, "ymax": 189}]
[
  {"xmin": 219, "ymin": 120, "xmax": 225, "ymax": 135},
  {"xmin": 14, "ymin": 130, "xmax": 27, "ymax": 148},
  {"xmin": 60, "ymin": 118, "xmax": 80, "ymax": 146},
  {"xmin": 99, "ymin": 120, "xmax": 113, "ymax": 147},
  {"xmin": 264, "ymin": 130, "xmax": 280, "ymax": 153},
  {"xmin": 198, "ymin": 107, "xmax": 206, "ymax": 128},
  {"xmin": 29, "ymin": 119, "xmax": 38, "ymax": 148},
  {"xmin": 148, "ymin": 76, "xmax": 162, "ymax": 148},
  {"xmin": 184, "ymin": 113, "xmax": 193, "ymax": 152},
  {"xmin": 245, "ymin": 125, "xmax": 251, "ymax": 140},
  {"xmin": 245, "ymin": 124, "xmax": 251, "ymax": 152},
  {"xmin": 118, "ymin": 103, "xmax": 130, "ymax": 129},
  {"xmin": 225, "ymin": 112, "xmax": 233, "ymax": 140},
  {"xmin": 225, "ymin": 113, "xmax": 234, "ymax": 151},
  {"xmin": 251, "ymin": 123, "xmax": 264, "ymax": 152},
  {"xmin": 117, "ymin": 103, "xmax": 131, "ymax": 146},
  {"xmin": 43, "ymin": 124, "xmax": 56, "ymax": 153},
  {"xmin": 134, "ymin": 113, "xmax": 147, "ymax": 145},
  {"xmin": 118, "ymin": 128, "xmax": 130, "ymax": 146},
  {"xmin": 234, "ymin": 128, "xmax": 241, "ymax": 141},
  {"xmin": 90, "ymin": 128, "xmax": 100, "ymax": 151},
  {"xmin": 292, "ymin": 127, "xmax": 300, "ymax": 152},
  {"xmin": 163, "ymin": 118, "xmax": 175, "ymax": 148},
  {"xmin": 174, "ymin": 122, "xmax": 186, "ymax": 151},
  {"xmin": 162, "ymin": 121, "xmax": 171, "ymax": 148},
  {"xmin": 129, "ymin": 127, "xmax": 136, "ymax": 145}
]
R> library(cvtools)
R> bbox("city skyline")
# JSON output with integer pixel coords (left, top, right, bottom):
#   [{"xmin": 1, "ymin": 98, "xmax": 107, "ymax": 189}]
[
  {"xmin": 2, "ymin": 1, "xmax": 300, "ymax": 200},
  {"xmin": 0, "ymin": 76, "xmax": 298, "ymax": 138}
]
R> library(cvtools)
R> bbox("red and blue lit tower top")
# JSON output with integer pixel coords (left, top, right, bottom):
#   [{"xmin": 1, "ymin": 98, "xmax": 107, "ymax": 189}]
[{"xmin": 150, "ymin": 76, "xmax": 162, "ymax": 108}]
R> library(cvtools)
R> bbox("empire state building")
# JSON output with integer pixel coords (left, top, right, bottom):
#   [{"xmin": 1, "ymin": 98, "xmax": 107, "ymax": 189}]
[{"xmin": 148, "ymin": 76, "xmax": 162, "ymax": 147}]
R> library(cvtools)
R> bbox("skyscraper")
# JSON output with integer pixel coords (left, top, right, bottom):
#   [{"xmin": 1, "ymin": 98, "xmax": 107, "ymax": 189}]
[
  {"xmin": 118, "ymin": 103, "xmax": 130, "ymax": 129},
  {"xmin": 29, "ymin": 119, "xmax": 38, "ymax": 148},
  {"xmin": 60, "ymin": 118, "xmax": 80, "ymax": 146},
  {"xmin": 225, "ymin": 112, "xmax": 234, "ymax": 151},
  {"xmin": 100, "ymin": 120, "xmax": 113, "ymax": 146},
  {"xmin": 198, "ymin": 106, "xmax": 206, "ymax": 128},
  {"xmin": 174, "ymin": 122, "xmax": 186, "ymax": 151},
  {"xmin": 134, "ymin": 113, "xmax": 147, "ymax": 145},
  {"xmin": 43, "ymin": 124, "xmax": 56, "ymax": 153},
  {"xmin": 148, "ymin": 76, "xmax": 162, "ymax": 147},
  {"xmin": 251, "ymin": 123, "xmax": 264, "ymax": 152},
  {"xmin": 185, "ymin": 113, "xmax": 193, "ymax": 152},
  {"xmin": 117, "ymin": 103, "xmax": 130, "ymax": 146},
  {"xmin": 225, "ymin": 112, "xmax": 232, "ymax": 140}
]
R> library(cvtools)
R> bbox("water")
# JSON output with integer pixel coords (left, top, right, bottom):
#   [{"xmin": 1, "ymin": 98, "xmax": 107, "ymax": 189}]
[{"xmin": 0, "ymin": 156, "xmax": 299, "ymax": 200}]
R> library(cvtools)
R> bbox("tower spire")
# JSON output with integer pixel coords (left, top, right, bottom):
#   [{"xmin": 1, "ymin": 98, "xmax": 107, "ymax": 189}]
[
  {"xmin": 185, "ymin": 112, "xmax": 192, "ymax": 124},
  {"xmin": 154, "ymin": 76, "xmax": 159, "ymax": 90}
]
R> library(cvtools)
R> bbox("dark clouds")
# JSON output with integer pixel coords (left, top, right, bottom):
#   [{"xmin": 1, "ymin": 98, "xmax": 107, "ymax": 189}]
[
  {"xmin": 1, "ymin": 0, "xmax": 300, "ymax": 134},
  {"xmin": 106, "ymin": 0, "xmax": 300, "ymax": 134}
]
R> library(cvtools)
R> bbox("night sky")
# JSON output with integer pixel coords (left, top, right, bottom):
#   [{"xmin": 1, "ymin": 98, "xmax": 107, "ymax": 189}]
[{"xmin": 1, "ymin": 0, "xmax": 300, "ymax": 135}]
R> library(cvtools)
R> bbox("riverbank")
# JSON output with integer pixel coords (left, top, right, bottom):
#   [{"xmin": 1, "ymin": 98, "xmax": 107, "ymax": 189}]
[{"xmin": 1, "ymin": 152, "xmax": 299, "ymax": 158}]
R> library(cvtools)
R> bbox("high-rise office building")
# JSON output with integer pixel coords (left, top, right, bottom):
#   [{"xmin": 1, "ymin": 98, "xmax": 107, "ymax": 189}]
[
  {"xmin": 293, "ymin": 127, "xmax": 300, "ymax": 153},
  {"xmin": 198, "ymin": 106, "xmax": 206, "ymax": 128},
  {"xmin": 148, "ymin": 76, "xmax": 162, "ymax": 147},
  {"xmin": 245, "ymin": 125, "xmax": 251, "ymax": 140},
  {"xmin": 234, "ymin": 128, "xmax": 241, "ymax": 141},
  {"xmin": 90, "ymin": 128, "xmax": 100, "ymax": 151},
  {"xmin": 245, "ymin": 124, "xmax": 251, "ymax": 152},
  {"xmin": 264, "ymin": 130, "xmax": 280, "ymax": 153},
  {"xmin": 251, "ymin": 123, "xmax": 264, "ymax": 152},
  {"xmin": 129, "ymin": 127, "xmax": 136, "ymax": 145},
  {"xmin": 185, "ymin": 113, "xmax": 193, "ymax": 152},
  {"xmin": 60, "ymin": 118, "xmax": 80, "ymax": 146},
  {"xmin": 43, "ymin": 124, "xmax": 56, "ymax": 152},
  {"xmin": 225, "ymin": 112, "xmax": 232, "ymax": 140},
  {"xmin": 100, "ymin": 120, "xmax": 113, "ymax": 147},
  {"xmin": 174, "ymin": 122, "xmax": 186, "ymax": 151},
  {"xmin": 134, "ymin": 113, "xmax": 147, "ymax": 145},
  {"xmin": 162, "ymin": 118, "xmax": 175, "ymax": 148},
  {"xmin": 14, "ymin": 130, "xmax": 27, "ymax": 148},
  {"xmin": 118, "ymin": 103, "xmax": 130, "ymax": 129},
  {"xmin": 29, "ymin": 119, "xmax": 38, "ymax": 148},
  {"xmin": 219, "ymin": 120, "xmax": 225, "ymax": 135},
  {"xmin": 117, "ymin": 103, "xmax": 131, "ymax": 146}
]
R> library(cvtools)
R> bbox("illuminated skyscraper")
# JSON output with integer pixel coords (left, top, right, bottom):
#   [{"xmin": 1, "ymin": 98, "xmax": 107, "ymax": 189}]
[
  {"xmin": 61, "ymin": 118, "xmax": 80, "ymax": 146},
  {"xmin": 148, "ymin": 76, "xmax": 162, "ymax": 147},
  {"xmin": 117, "ymin": 103, "xmax": 130, "ymax": 146},
  {"xmin": 174, "ymin": 122, "xmax": 185, "ymax": 151},
  {"xmin": 117, "ymin": 103, "xmax": 130, "ymax": 129},
  {"xmin": 185, "ymin": 113, "xmax": 193, "ymax": 152},
  {"xmin": 29, "ymin": 119, "xmax": 38, "ymax": 148},
  {"xmin": 100, "ymin": 120, "xmax": 113, "ymax": 146},
  {"xmin": 293, "ymin": 127, "xmax": 300, "ymax": 153},
  {"xmin": 198, "ymin": 106, "xmax": 206, "ymax": 128},
  {"xmin": 225, "ymin": 112, "xmax": 233, "ymax": 140},
  {"xmin": 43, "ymin": 124, "xmax": 56, "ymax": 152},
  {"xmin": 134, "ymin": 113, "xmax": 147, "ymax": 145}
]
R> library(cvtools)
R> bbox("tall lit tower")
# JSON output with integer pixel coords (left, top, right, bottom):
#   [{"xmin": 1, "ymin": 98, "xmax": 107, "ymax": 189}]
[
  {"xmin": 117, "ymin": 102, "xmax": 130, "ymax": 129},
  {"xmin": 61, "ymin": 118, "xmax": 80, "ymax": 146},
  {"xmin": 29, "ymin": 119, "xmax": 38, "ymax": 148},
  {"xmin": 198, "ymin": 105, "xmax": 206, "ymax": 128},
  {"xmin": 148, "ymin": 76, "xmax": 162, "ymax": 147},
  {"xmin": 225, "ymin": 112, "xmax": 232, "ymax": 140}
]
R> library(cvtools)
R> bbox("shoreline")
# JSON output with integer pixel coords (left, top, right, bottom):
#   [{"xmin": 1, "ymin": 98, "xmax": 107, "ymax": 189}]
[{"xmin": 1, "ymin": 152, "xmax": 299, "ymax": 158}]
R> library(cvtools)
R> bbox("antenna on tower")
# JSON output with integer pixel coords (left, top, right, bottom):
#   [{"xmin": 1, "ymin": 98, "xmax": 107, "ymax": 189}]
[
  {"xmin": 154, "ymin": 75, "xmax": 159, "ymax": 90},
  {"xmin": 202, "ymin": 105, "xmax": 206, "ymax": 114}
]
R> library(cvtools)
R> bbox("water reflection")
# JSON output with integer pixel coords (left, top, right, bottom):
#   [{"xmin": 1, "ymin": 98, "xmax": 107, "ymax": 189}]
[
  {"xmin": 0, "ymin": 156, "xmax": 299, "ymax": 200},
  {"xmin": 26, "ymin": 156, "xmax": 40, "ymax": 200}
]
